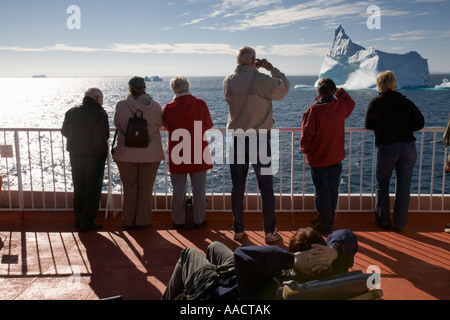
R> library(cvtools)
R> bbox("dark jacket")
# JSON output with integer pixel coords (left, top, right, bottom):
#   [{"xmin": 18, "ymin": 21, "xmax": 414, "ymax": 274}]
[
  {"xmin": 199, "ymin": 229, "xmax": 358, "ymax": 300},
  {"xmin": 61, "ymin": 97, "xmax": 110, "ymax": 159},
  {"xmin": 365, "ymin": 91, "xmax": 425, "ymax": 146}
]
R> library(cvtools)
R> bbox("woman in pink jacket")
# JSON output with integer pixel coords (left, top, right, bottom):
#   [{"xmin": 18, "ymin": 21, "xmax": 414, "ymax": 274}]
[{"xmin": 113, "ymin": 77, "xmax": 165, "ymax": 229}]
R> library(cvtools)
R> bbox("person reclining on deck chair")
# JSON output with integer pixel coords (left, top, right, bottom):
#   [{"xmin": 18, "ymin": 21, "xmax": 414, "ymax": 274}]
[{"xmin": 162, "ymin": 228, "xmax": 360, "ymax": 300}]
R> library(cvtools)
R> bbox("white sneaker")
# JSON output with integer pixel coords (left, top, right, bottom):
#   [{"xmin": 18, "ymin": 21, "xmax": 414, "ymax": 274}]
[
  {"xmin": 265, "ymin": 229, "xmax": 282, "ymax": 243},
  {"xmin": 234, "ymin": 231, "xmax": 246, "ymax": 241}
]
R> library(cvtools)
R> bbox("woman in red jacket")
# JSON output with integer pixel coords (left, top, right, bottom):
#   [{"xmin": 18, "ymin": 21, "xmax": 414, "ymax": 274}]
[
  {"xmin": 300, "ymin": 78, "xmax": 355, "ymax": 235},
  {"xmin": 163, "ymin": 76, "xmax": 213, "ymax": 229}
]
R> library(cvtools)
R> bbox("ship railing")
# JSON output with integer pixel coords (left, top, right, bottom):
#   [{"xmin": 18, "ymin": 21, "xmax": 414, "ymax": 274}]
[{"xmin": 0, "ymin": 127, "xmax": 448, "ymax": 214}]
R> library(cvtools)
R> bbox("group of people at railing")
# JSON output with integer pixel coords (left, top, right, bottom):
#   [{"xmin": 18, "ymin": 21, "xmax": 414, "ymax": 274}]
[
  {"xmin": 59, "ymin": 45, "xmax": 449, "ymax": 300},
  {"xmin": 61, "ymin": 46, "xmax": 448, "ymax": 239}
]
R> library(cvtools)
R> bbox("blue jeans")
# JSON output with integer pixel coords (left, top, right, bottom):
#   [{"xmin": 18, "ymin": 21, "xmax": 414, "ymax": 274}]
[
  {"xmin": 375, "ymin": 142, "xmax": 417, "ymax": 229},
  {"xmin": 311, "ymin": 162, "xmax": 342, "ymax": 230},
  {"xmin": 230, "ymin": 132, "xmax": 276, "ymax": 234}
]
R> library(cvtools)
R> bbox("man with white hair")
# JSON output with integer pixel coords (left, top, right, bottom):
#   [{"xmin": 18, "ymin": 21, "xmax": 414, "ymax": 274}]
[
  {"xmin": 62, "ymin": 88, "xmax": 110, "ymax": 232},
  {"xmin": 223, "ymin": 46, "xmax": 290, "ymax": 243}
]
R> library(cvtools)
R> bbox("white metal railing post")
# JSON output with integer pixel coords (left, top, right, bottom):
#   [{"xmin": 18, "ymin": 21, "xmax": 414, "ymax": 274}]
[
  {"xmin": 105, "ymin": 151, "xmax": 112, "ymax": 218},
  {"xmin": 0, "ymin": 127, "xmax": 448, "ymax": 213},
  {"xmin": 13, "ymin": 131, "xmax": 24, "ymax": 212},
  {"xmin": 443, "ymin": 147, "xmax": 449, "ymax": 211},
  {"xmin": 290, "ymin": 131, "xmax": 295, "ymax": 216},
  {"xmin": 347, "ymin": 130, "xmax": 353, "ymax": 209},
  {"xmin": 430, "ymin": 131, "xmax": 437, "ymax": 210},
  {"xmin": 359, "ymin": 131, "xmax": 364, "ymax": 210}
]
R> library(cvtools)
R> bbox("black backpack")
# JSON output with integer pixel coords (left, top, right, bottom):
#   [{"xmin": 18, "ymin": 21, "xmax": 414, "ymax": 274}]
[{"xmin": 124, "ymin": 106, "xmax": 149, "ymax": 148}]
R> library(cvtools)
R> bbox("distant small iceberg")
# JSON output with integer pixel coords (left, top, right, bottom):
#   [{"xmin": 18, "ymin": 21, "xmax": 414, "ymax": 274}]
[
  {"xmin": 145, "ymin": 76, "xmax": 163, "ymax": 82},
  {"xmin": 294, "ymin": 84, "xmax": 314, "ymax": 89},
  {"xmin": 435, "ymin": 78, "xmax": 450, "ymax": 89},
  {"xmin": 32, "ymin": 75, "xmax": 47, "ymax": 78}
]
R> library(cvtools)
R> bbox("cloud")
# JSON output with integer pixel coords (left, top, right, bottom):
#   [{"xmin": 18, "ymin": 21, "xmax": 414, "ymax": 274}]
[
  {"xmin": 268, "ymin": 44, "xmax": 329, "ymax": 56},
  {"xmin": 182, "ymin": 17, "xmax": 208, "ymax": 26},
  {"xmin": 112, "ymin": 43, "xmax": 237, "ymax": 54},
  {"xmin": 0, "ymin": 42, "xmax": 329, "ymax": 57},
  {"xmin": 412, "ymin": 0, "xmax": 447, "ymax": 2},
  {"xmin": 385, "ymin": 30, "xmax": 430, "ymax": 41},
  {"xmin": 370, "ymin": 29, "xmax": 450, "ymax": 42},
  {"xmin": 0, "ymin": 44, "xmax": 104, "ymax": 53},
  {"xmin": 216, "ymin": 0, "xmax": 282, "ymax": 14},
  {"xmin": 182, "ymin": 0, "xmax": 283, "ymax": 28},
  {"xmin": 0, "ymin": 43, "xmax": 236, "ymax": 55},
  {"xmin": 182, "ymin": 0, "xmax": 412, "ymax": 31}
]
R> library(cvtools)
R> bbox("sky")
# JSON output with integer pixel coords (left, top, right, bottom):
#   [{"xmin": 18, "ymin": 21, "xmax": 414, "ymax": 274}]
[{"xmin": 0, "ymin": 0, "xmax": 449, "ymax": 77}]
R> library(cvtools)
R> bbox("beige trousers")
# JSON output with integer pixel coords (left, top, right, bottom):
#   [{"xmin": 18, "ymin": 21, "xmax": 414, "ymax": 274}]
[{"xmin": 116, "ymin": 161, "xmax": 161, "ymax": 227}]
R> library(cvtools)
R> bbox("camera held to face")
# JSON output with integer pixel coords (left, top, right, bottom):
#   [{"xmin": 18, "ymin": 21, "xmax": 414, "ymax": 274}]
[{"xmin": 255, "ymin": 59, "xmax": 265, "ymax": 68}]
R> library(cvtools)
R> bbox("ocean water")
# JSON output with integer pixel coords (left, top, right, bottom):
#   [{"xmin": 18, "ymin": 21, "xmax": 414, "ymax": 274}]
[
  {"xmin": 2, "ymin": 75, "xmax": 449, "ymax": 128},
  {"xmin": 0, "ymin": 74, "xmax": 449, "ymax": 195}
]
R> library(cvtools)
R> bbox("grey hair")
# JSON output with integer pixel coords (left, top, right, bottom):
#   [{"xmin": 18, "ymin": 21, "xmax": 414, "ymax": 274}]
[
  {"xmin": 237, "ymin": 46, "xmax": 256, "ymax": 65},
  {"xmin": 170, "ymin": 76, "xmax": 190, "ymax": 94},
  {"xmin": 84, "ymin": 87, "xmax": 103, "ymax": 100}
]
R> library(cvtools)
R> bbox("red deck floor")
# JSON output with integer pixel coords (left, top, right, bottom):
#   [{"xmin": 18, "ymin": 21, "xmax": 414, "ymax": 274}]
[{"xmin": 0, "ymin": 210, "xmax": 449, "ymax": 301}]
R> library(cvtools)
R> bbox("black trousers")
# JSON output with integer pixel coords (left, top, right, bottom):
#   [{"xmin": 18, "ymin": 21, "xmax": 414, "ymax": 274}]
[{"xmin": 70, "ymin": 155, "xmax": 106, "ymax": 229}]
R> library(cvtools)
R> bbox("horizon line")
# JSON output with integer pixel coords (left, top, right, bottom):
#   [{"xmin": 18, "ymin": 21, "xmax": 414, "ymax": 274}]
[{"xmin": 2, "ymin": 72, "xmax": 450, "ymax": 79}]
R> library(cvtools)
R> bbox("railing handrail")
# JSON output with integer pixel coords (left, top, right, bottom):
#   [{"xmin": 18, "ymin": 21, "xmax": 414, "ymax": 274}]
[
  {"xmin": 1, "ymin": 126, "xmax": 448, "ymax": 214},
  {"xmin": 1, "ymin": 126, "xmax": 443, "ymax": 130}
]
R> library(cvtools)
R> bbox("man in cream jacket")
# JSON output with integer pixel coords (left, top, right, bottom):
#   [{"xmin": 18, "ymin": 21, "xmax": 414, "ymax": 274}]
[{"xmin": 223, "ymin": 46, "xmax": 290, "ymax": 243}]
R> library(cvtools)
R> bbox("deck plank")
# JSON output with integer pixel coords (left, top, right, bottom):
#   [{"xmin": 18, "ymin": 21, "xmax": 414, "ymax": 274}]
[{"xmin": 0, "ymin": 210, "xmax": 449, "ymax": 300}]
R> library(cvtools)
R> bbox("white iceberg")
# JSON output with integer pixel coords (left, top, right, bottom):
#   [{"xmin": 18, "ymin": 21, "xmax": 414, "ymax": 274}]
[
  {"xmin": 316, "ymin": 26, "xmax": 430, "ymax": 90},
  {"xmin": 145, "ymin": 76, "xmax": 163, "ymax": 82},
  {"xmin": 294, "ymin": 84, "xmax": 314, "ymax": 89},
  {"xmin": 435, "ymin": 78, "xmax": 450, "ymax": 89}
]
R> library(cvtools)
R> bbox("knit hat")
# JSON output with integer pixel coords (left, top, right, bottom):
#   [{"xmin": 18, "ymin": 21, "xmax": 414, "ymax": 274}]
[{"xmin": 129, "ymin": 76, "xmax": 146, "ymax": 89}]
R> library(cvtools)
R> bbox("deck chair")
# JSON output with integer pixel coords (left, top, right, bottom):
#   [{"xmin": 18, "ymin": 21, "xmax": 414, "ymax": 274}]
[{"xmin": 276, "ymin": 271, "xmax": 383, "ymax": 300}]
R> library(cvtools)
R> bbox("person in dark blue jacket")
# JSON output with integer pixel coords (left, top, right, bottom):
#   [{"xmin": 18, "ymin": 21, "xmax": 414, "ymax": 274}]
[
  {"xmin": 365, "ymin": 71, "xmax": 424, "ymax": 232},
  {"xmin": 161, "ymin": 228, "xmax": 358, "ymax": 300},
  {"xmin": 62, "ymin": 88, "xmax": 109, "ymax": 232}
]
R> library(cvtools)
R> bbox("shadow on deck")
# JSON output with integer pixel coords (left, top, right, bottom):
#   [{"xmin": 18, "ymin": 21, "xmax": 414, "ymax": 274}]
[{"xmin": 0, "ymin": 210, "xmax": 449, "ymax": 301}]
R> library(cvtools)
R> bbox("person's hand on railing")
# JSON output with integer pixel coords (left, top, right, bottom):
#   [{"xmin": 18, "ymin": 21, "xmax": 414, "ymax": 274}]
[{"xmin": 445, "ymin": 160, "xmax": 450, "ymax": 174}]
